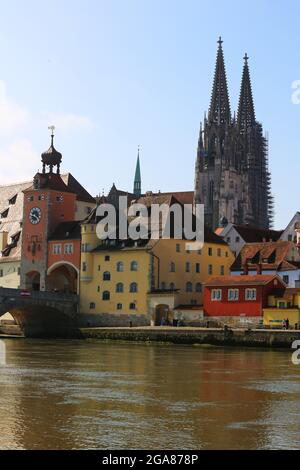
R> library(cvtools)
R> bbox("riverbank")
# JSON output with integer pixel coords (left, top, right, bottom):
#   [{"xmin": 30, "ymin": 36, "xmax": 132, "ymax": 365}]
[
  {"xmin": 1, "ymin": 324, "xmax": 299, "ymax": 348},
  {"xmin": 79, "ymin": 326, "xmax": 300, "ymax": 349}
]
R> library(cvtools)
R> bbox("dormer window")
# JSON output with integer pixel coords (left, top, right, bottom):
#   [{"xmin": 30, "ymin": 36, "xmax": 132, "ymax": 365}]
[
  {"xmin": 1, "ymin": 208, "xmax": 9, "ymax": 219},
  {"xmin": 8, "ymin": 194, "xmax": 17, "ymax": 205}
]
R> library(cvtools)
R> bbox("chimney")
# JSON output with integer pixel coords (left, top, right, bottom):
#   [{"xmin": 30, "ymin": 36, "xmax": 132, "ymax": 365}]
[
  {"xmin": 256, "ymin": 263, "xmax": 262, "ymax": 275},
  {"xmin": 243, "ymin": 262, "xmax": 249, "ymax": 275}
]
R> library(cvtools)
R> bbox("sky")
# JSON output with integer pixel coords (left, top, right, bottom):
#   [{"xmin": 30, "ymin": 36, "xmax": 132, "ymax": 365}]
[{"xmin": 0, "ymin": 0, "xmax": 299, "ymax": 229}]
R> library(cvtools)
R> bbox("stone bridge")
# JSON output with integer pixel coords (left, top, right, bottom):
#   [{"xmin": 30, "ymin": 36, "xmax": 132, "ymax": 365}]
[{"xmin": 0, "ymin": 288, "xmax": 79, "ymax": 337}]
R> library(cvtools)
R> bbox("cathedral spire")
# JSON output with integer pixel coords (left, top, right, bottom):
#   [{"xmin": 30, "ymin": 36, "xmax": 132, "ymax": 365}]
[
  {"xmin": 237, "ymin": 53, "xmax": 256, "ymax": 132},
  {"xmin": 208, "ymin": 37, "xmax": 231, "ymax": 125},
  {"xmin": 133, "ymin": 146, "xmax": 141, "ymax": 198}
]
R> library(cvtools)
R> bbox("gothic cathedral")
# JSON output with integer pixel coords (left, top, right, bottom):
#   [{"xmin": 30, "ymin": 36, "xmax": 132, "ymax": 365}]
[{"xmin": 194, "ymin": 38, "xmax": 273, "ymax": 230}]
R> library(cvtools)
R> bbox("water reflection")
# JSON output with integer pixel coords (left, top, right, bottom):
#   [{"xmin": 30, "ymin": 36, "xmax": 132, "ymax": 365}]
[{"xmin": 0, "ymin": 339, "xmax": 299, "ymax": 449}]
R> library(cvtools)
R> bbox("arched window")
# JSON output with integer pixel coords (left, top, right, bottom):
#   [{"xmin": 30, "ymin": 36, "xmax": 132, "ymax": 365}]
[
  {"xmin": 169, "ymin": 262, "xmax": 176, "ymax": 273},
  {"xmin": 129, "ymin": 302, "xmax": 136, "ymax": 310},
  {"xmin": 131, "ymin": 261, "xmax": 138, "ymax": 272},
  {"xmin": 130, "ymin": 282, "xmax": 138, "ymax": 293},
  {"xmin": 103, "ymin": 271, "xmax": 111, "ymax": 281},
  {"xmin": 170, "ymin": 282, "xmax": 175, "ymax": 290},
  {"xmin": 116, "ymin": 261, "xmax": 124, "ymax": 272},
  {"xmin": 186, "ymin": 282, "xmax": 193, "ymax": 293},
  {"xmin": 102, "ymin": 291, "xmax": 110, "ymax": 301},
  {"xmin": 89, "ymin": 302, "xmax": 96, "ymax": 309},
  {"xmin": 116, "ymin": 283, "xmax": 124, "ymax": 293},
  {"xmin": 196, "ymin": 282, "xmax": 202, "ymax": 293}
]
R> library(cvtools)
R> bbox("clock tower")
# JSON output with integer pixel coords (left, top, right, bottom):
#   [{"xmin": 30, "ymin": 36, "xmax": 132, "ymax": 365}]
[{"xmin": 20, "ymin": 130, "xmax": 77, "ymax": 291}]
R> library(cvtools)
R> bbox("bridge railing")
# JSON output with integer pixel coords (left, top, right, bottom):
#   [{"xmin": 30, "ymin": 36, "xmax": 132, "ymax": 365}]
[{"xmin": 0, "ymin": 288, "xmax": 79, "ymax": 303}]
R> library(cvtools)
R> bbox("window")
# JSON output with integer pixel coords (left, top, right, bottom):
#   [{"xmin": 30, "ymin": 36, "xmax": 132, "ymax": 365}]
[
  {"xmin": 217, "ymin": 248, "xmax": 221, "ymax": 257},
  {"xmin": 283, "ymin": 275, "xmax": 289, "ymax": 285},
  {"xmin": 226, "ymin": 237, "xmax": 231, "ymax": 243},
  {"xmin": 225, "ymin": 251, "xmax": 229, "ymax": 258},
  {"xmin": 1, "ymin": 208, "xmax": 9, "ymax": 219},
  {"xmin": 278, "ymin": 301, "xmax": 286, "ymax": 309},
  {"xmin": 53, "ymin": 244, "xmax": 61, "ymax": 255},
  {"xmin": 235, "ymin": 236, "xmax": 240, "ymax": 243},
  {"xmin": 208, "ymin": 264, "xmax": 213, "ymax": 275},
  {"xmin": 220, "ymin": 265, "xmax": 225, "ymax": 275},
  {"xmin": 288, "ymin": 235, "xmax": 292, "ymax": 242},
  {"xmin": 82, "ymin": 262, "xmax": 87, "ymax": 272},
  {"xmin": 97, "ymin": 286, "xmax": 100, "ymax": 292},
  {"xmin": 191, "ymin": 299, "xmax": 197, "ymax": 305},
  {"xmin": 116, "ymin": 261, "xmax": 124, "ymax": 272},
  {"xmin": 28, "ymin": 196, "xmax": 34, "ymax": 202},
  {"xmin": 186, "ymin": 262, "xmax": 190, "ymax": 273},
  {"xmin": 228, "ymin": 289, "xmax": 239, "ymax": 301},
  {"xmin": 211, "ymin": 289, "xmax": 222, "ymax": 301},
  {"xmin": 98, "ymin": 265, "xmax": 101, "ymax": 271},
  {"xmin": 131, "ymin": 261, "xmax": 138, "ymax": 271},
  {"xmin": 9, "ymin": 194, "xmax": 17, "ymax": 205},
  {"xmin": 176, "ymin": 244, "xmax": 180, "ymax": 253},
  {"xmin": 208, "ymin": 247, "xmax": 213, "ymax": 256},
  {"xmin": 81, "ymin": 243, "xmax": 90, "ymax": 253},
  {"xmin": 196, "ymin": 282, "xmax": 202, "ymax": 293},
  {"xmin": 103, "ymin": 271, "xmax": 111, "ymax": 281},
  {"xmin": 102, "ymin": 291, "xmax": 110, "ymax": 301},
  {"xmin": 130, "ymin": 282, "xmax": 138, "ymax": 293},
  {"xmin": 195, "ymin": 263, "xmax": 200, "ymax": 273},
  {"xmin": 169, "ymin": 262, "xmax": 176, "ymax": 273},
  {"xmin": 161, "ymin": 282, "xmax": 166, "ymax": 289},
  {"xmin": 129, "ymin": 303, "xmax": 136, "ymax": 310},
  {"xmin": 89, "ymin": 302, "xmax": 96, "ymax": 310},
  {"xmin": 245, "ymin": 288, "xmax": 257, "ymax": 300},
  {"xmin": 105, "ymin": 255, "xmax": 110, "ymax": 262},
  {"xmin": 198, "ymin": 249, "xmax": 202, "ymax": 255},
  {"xmin": 117, "ymin": 303, "xmax": 123, "ymax": 310},
  {"xmin": 170, "ymin": 282, "xmax": 175, "ymax": 290},
  {"xmin": 64, "ymin": 243, "xmax": 73, "ymax": 254},
  {"xmin": 116, "ymin": 283, "xmax": 124, "ymax": 293},
  {"xmin": 186, "ymin": 282, "xmax": 193, "ymax": 293}
]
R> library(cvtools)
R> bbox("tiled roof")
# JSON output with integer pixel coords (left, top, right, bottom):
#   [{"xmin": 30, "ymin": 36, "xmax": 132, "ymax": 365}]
[
  {"xmin": 48, "ymin": 221, "xmax": 81, "ymax": 241},
  {"xmin": 205, "ymin": 274, "xmax": 283, "ymax": 287},
  {"xmin": 61, "ymin": 173, "xmax": 95, "ymax": 203},
  {"xmin": 231, "ymin": 241, "xmax": 300, "ymax": 271},
  {"xmin": 232, "ymin": 224, "xmax": 283, "ymax": 242}
]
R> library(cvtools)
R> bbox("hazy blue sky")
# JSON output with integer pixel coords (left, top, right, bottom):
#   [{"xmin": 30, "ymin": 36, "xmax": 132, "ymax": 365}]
[{"xmin": 0, "ymin": 0, "xmax": 299, "ymax": 229}]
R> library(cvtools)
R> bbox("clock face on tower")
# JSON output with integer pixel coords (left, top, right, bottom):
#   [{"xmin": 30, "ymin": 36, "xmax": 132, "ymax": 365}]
[{"xmin": 29, "ymin": 207, "xmax": 42, "ymax": 225}]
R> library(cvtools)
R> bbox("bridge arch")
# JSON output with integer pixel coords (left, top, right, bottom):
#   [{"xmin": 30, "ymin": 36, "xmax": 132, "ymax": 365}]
[
  {"xmin": 25, "ymin": 271, "xmax": 41, "ymax": 291},
  {"xmin": 46, "ymin": 262, "xmax": 79, "ymax": 294}
]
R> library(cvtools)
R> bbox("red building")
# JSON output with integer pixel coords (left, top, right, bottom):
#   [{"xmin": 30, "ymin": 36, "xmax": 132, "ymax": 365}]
[
  {"xmin": 204, "ymin": 275, "xmax": 286, "ymax": 324},
  {"xmin": 20, "ymin": 132, "xmax": 95, "ymax": 293}
]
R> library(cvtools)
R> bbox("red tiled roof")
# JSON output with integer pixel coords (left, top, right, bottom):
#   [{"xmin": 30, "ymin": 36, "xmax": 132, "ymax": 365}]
[
  {"xmin": 205, "ymin": 274, "xmax": 284, "ymax": 287},
  {"xmin": 231, "ymin": 241, "xmax": 299, "ymax": 271}
]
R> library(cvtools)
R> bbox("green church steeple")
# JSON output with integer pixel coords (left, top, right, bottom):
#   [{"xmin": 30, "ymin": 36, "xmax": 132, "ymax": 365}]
[{"xmin": 133, "ymin": 147, "xmax": 141, "ymax": 197}]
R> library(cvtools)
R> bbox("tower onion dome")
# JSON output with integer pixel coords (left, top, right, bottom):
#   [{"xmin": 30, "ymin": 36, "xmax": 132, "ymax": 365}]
[{"xmin": 41, "ymin": 130, "xmax": 62, "ymax": 174}]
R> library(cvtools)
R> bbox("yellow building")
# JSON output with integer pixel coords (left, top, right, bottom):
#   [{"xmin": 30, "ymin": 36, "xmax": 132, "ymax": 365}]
[
  {"xmin": 263, "ymin": 288, "xmax": 300, "ymax": 328},
  {"xmin": 79, "ymin": 216, "xmax": 234, "ymax": 326}
]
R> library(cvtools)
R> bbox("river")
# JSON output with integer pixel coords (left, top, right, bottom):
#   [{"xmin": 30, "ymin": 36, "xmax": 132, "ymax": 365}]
[{"xmin": 0, "ymin": 339, "xmax": 299, "ymax": 450}]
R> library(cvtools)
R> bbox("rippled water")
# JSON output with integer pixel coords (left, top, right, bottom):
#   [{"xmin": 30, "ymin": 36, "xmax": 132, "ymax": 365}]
[{"xmin": 0, "ymin": 339, "xmax": 299, "ymax": 450}]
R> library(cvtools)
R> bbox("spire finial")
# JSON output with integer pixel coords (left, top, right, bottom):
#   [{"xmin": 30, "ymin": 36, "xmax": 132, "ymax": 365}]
[
  {"xmin": 244, "ymin": 53, "xmax": 249, "ymax": 64},
  {"xmin": 48, "ymin": 125, "xmax": 55, "ymax": 146},
  {"xmin": 218, "ymin": 36, "xmax": 223, "ymax": 47}
]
